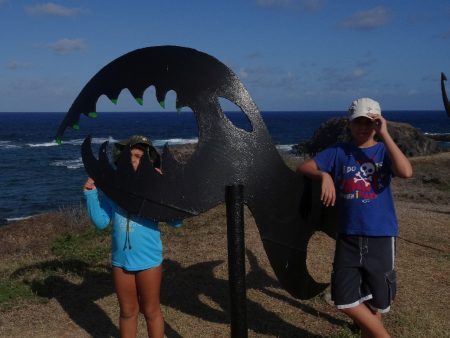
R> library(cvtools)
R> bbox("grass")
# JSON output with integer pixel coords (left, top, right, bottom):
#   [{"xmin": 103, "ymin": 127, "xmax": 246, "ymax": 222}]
[
  {"xmin": 328, "ymin": 327, "xmax": 359, "ymax": 338},
  {"xmin": 0, "ymin": 279, "xmax": 35, "ymax": 307},
  {"xmin": 435, "ymin": 182, "xmax": 450, "ymax": 192},
  {"xmin": 0, "ymin": 206, "xmax": 111, "ymax": 311},
  {"xmin": 51, "ymin": 226, "xmax": 111, "ymax": 262}
]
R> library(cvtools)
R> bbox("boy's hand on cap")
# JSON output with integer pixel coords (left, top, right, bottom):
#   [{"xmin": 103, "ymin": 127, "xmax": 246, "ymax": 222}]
[{"xmin": 368, "ymin": 113, "xmax": 388, "ymax": 136}]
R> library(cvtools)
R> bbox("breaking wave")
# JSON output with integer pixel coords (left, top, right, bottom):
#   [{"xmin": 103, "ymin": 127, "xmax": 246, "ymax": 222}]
[
  {"xmin": 50, "ymin": 158, "xmax": 84, "ymax": 170},
  {"xmin": 0, "ymin": 141, "xmax": 20, "ymax": 149}
]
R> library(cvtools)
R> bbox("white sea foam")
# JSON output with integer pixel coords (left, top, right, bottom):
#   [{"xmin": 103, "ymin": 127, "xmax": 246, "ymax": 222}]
[
  {"xmin": 6, "ymin": 215, "xmax": 33, "ymax": 222},
  {"xmin": 424, "ymin": 132, "xmax": 450, "ymax": 136},
  {"xmin": 26, "ymin": 136, "xmax": 119, "ymax": 148},
  {"xmin": 27, "ymin": 141, "xmax": 58, "ymax": 147},
  {"xmin": 153, "ymin": 137, "xmax": 198, "ymax": 147},
  {"xmin": 25, "ymin": 136, "xmax": 195, "ymax": 149},
  {"xmin": 0, "ymin": 141, "xmax": 20, "ymax": 149},
  {"xmin": 275, "ymin": 144, "xmax": 295, "ymax": 152},
  {"xmin": 50, "ymin": 158, "xmax": 84, "ymax": 169},
  {"xmin": 91, "ymin": 136, "xmax": 119, "ymax": 145}
]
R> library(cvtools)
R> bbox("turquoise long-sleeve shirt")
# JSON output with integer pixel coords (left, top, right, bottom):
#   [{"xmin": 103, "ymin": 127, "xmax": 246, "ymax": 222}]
[{"xmin": 84, "ymin": 189, "xmax": 182, "ymax": 271}]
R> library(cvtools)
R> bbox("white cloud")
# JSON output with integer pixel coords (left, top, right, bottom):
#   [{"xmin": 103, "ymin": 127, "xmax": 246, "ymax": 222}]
[
  {"xmin": 255, "ymin": 0, "xmax": 324, "ymax": 11},
  {"xmin": 302, "ymin": 0, "xmax": 324, "ymax": 12},
  {"xmin": 356, "ymin": 52, "xmax": 377, "ymax": 68},
  {"xmin": 47, "ymin": 38, "xmax": 86, "ymax": 54},
  {"xmin": 339, "ymin": 7, "xmax": 391, "ymax": 31},
  {"xmin": 256, "ymin": 0, "xmax": 292, "ymax": 8},
  {"xmin": 6, "ymin": 61, "xmax": 31, "ymax": 70},
  {"xmin": 10, "ymin": 78, "xmax": 44, "ymax": 91},
  {"xmin": 320, "ymin": 66, "xmax": 369, "ymax": 92},
  {"xmin": 351, "ymin": 67, "xmax": 366, "ymax": 79},
  {"xmin": 239, "ymin": 65, "xmax": 301, "ymax": 90},
  {"xmin": 25, "ymin": 2, "xmax": 82, "ymax": 17},
  {"xmin": 246, "ymin": 51, "xmax": 262, "ymax": 59},
  {"xmin": 407, "ymin": 13, "xmax": 433, "ymax": 25},
  {"xmin": 407, "ymin": 89, "xmax": 419, "ymax": 95},
  {"xmin": 5, "ymin": 77, "xmax": 74, "ymax": 104},
  {"xmin": 437, "ymin": 30, "xmax": 450, "ymax": 39}
]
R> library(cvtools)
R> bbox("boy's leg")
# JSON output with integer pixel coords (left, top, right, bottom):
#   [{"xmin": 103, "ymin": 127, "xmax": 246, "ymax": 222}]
[
  {"xmin": 332, "ymin": 235, "xmax": 373, "ymax": 309},
  {"xmin": 332, "ymin": 235, "xmax": 391, "ymax": 337},
  {"xmin": 342, "ymin": 304, "xmax": 390, "ymax": 338},
  {"xmin": 364, "ymin": 237, "xmax": 396, "ymax": 314},
  {"xmin": 350, "ymin": 236, "xmax": 396, "ymax": 337}
]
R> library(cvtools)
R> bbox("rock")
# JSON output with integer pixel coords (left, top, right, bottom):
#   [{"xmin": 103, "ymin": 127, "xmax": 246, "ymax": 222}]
[
  {"xmin": 297, "ymin": 117, "xmax": 440, "ymax": 157},
  {"xmin": 161, "ymin": 143, "xmax": 197, "ymax": 163},
  {"xmin": 425, "ymin": 133, "xmax": 450, "ymax": 142}
]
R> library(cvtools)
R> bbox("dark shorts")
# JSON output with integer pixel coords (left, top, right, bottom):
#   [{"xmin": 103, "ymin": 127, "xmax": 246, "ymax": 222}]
[{"xmin": 331, "ymin": 234, "xmax": 396, "ymax": 313}]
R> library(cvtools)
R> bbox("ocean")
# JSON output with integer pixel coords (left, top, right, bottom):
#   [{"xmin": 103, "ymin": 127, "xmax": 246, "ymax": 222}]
[{"xmin": 1, "ymin": 110, "xmax": 449, "ymax": 225}]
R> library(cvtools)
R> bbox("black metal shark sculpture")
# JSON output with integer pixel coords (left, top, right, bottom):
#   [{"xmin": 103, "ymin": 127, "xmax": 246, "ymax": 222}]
[
  {"xmin": 56, "ymin": 46, "xmax": 336, "ymax": 299},
  {"xmin": 441, "ymin": 72, "xmax": 450, "ymax": 118}
]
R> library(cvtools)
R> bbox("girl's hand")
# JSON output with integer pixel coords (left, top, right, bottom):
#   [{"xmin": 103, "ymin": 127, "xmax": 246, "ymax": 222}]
[
  {"xmin": 320, "ymin": 172, "xmax": 336, "ymax": 207},
  {"xmin": 83, "ymin": 177, "xmax": 96, "ymax": 191}
]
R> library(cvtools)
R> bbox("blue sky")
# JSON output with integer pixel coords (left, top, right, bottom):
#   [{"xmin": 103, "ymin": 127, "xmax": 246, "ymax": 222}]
[{"xmin": 1, "ymin": 0, "xmax": 450, "ymax": 112}]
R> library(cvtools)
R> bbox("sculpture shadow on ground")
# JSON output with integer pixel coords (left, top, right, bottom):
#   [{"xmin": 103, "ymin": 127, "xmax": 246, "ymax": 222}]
[
  {"xmin": 161, "ymin": 249, "xmax": 348, "ymax": 337},
  {"xmin": 11, "ymin": 249, "xmax": 347, "ymax": 337},
  {"xmin": 12, "ymin": 259, "xmax": 118, "ymax": 338}
]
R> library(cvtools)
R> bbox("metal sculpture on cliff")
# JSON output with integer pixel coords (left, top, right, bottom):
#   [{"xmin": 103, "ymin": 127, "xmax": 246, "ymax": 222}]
[
  {"xmin": 441, "ymin": 72, "xmax": 450, "ymax": 118},
  {"xmin": 56, "ymin": 46, "xmax": 335, "ymax": 300}
]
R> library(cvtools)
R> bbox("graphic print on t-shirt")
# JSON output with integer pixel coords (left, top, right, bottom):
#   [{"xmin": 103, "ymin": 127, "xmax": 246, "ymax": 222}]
[{"xmin": 339, "ymin": 154, "xmax": 387, "ymax": 203}]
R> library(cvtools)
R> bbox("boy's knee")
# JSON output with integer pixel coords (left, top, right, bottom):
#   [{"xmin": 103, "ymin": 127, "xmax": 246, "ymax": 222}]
[
  {"xmin": 340, "ymin": 306, "xmax": 357, "ymax": 316},
  {"xmin": 340, "ymin": 304, "xmax": 366, "ymax": 319}
]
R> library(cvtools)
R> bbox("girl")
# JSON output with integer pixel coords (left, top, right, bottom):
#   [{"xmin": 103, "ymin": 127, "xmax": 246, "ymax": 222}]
[{"xmin": 84, "ymin": 135, "xmax": 181, "ymax": 338}]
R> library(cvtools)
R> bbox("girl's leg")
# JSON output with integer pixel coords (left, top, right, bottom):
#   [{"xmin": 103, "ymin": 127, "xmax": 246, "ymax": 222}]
[
  {"xmin": 342, "ymin": 304, "xmax": 390, "ymax": 338},
  {"xmin": 136, "ymin": 265, "xmax": 164, "ymax": 338},
  {"xmin": 112, "ymin": 267, "xmax": 139, "ymax": 338}
]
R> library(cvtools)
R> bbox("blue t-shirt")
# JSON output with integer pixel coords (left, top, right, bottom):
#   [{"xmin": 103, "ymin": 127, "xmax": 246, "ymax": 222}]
[
  {"xmin": 314, "ymin": 142, "xmax": 398, "ymax": 236},
  {"xmin": 84, "ymin": 189, "xmax": 182, "ymax": 271}
]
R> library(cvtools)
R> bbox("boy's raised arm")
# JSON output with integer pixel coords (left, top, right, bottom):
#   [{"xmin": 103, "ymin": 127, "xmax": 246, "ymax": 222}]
[{"xmin": 369, "ymin": 113, "xmax": 413, "ymax": 178}]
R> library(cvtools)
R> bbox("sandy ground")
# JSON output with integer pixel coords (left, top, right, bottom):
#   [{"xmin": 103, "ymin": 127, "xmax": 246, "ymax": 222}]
[{"xmin": 0, "ymin": 152, "xmax": 449, "ymax": 337}]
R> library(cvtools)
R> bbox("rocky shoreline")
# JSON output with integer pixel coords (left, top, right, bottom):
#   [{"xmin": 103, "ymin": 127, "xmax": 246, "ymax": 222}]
[{"xmin": 294, "ymin": 117, "xmax": 447, "ymax": 157}]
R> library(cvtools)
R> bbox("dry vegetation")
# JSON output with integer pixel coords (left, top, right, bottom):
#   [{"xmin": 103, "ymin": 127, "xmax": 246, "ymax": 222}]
[{"xmin": 0, "ymin": 152, "xmax": 449, "ymax": 337}]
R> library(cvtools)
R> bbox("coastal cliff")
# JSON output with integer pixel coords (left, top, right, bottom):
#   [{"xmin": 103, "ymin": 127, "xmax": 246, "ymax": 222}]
[{"xmin": 295, "ymin": 117, "xmax": 443, "ymax": 157}]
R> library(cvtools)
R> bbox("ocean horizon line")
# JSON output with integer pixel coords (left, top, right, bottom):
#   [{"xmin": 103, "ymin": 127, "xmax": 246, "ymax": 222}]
[{"xmin": 0, "ymin": 109, "xmax": 447, "ymax": 114}]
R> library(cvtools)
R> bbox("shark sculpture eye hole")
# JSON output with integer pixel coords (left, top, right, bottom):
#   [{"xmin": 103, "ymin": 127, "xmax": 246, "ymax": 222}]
[{"xmin": 219, "ymin": 97, "xmax": 253, "ymax": 132}]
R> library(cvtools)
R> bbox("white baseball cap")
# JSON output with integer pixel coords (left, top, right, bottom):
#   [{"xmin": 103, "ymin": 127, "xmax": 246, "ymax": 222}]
[{"xmin": 348, "ymin": 97, "xmax": 381, "ymax": 120}]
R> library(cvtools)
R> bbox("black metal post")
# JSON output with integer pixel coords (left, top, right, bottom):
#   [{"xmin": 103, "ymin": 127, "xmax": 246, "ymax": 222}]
[{"xmin": 225, "ymin": 184, "xmax": 248, "ymax": 338}]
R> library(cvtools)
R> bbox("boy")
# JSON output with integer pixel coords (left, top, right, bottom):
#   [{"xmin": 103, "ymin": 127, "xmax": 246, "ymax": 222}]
[{"xmin": 298, "ymin": 98, "xmax": 412, "ymax": 337}]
